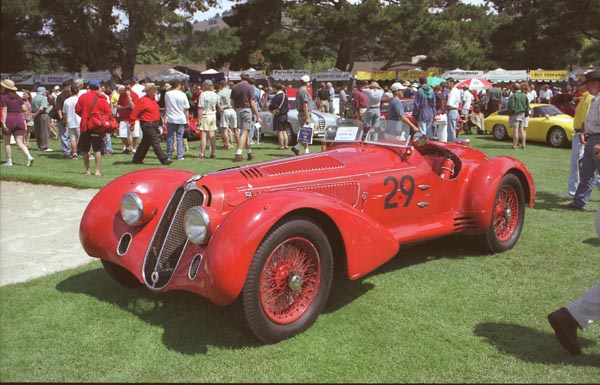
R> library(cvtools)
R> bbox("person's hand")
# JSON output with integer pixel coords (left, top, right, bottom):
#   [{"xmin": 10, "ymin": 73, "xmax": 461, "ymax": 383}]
[{"xmin": 257, "ymin": 116, "xmax": 263, "ymax": 125}]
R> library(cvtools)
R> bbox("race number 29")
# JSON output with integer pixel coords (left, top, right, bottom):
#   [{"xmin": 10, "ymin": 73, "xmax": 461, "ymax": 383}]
[{"xmin": 384, "ymin": 175, "xmax": 415, "ymax": 209}]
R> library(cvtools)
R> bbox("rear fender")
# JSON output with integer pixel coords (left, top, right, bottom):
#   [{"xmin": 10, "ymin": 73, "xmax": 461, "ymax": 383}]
[
  {"xmin": 204, "ymin": 191, "xmax": 399, "ymax": 305},
  {"xmin": 464, "ymin": 157, "xmax": 535, "ymax": 228}
]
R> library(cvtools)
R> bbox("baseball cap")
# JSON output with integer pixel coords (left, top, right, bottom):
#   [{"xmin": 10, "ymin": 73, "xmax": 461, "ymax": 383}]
[
  {"xmin": 88, "ymin": 79, "xmax": 100, "ymax": 88},
  {"xmin": 390, "ymin": 82, "xmax": 404, "ymax": 92},
  {"xmin": 37, "ymin": 86, "xmax": 47, "ymax": 93},
  {"xmin": 204, "ymin": 79, "xmax": 213, "ymax": 86},
  {"xmin": 301, "ymin": 75, "xmax": 311, "ymax": 83}
]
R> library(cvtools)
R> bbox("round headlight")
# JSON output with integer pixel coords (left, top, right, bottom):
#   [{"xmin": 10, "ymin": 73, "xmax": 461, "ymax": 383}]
[
  {"xmin": 121, "ymin": 193, "xmax": 143, "ymax": 226},
  {"xmin": 185, "ymin": 207, "xmax": 211, "ymax": 244}
]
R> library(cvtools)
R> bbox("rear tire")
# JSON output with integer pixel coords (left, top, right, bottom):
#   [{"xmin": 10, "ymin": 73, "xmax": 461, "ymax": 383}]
[{"xmin": 482, "ymin": 174, "xmax": 525, "ymax": 253}]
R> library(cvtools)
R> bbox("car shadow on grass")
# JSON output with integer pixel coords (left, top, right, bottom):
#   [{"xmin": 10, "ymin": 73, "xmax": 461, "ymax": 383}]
[
  {"xmin": 56, "ymin": 267, "xmax": 262, "ymax": 353},
  {"xmin": 474, "ymin": 322, "xmax": 600, "ymax": 367}
]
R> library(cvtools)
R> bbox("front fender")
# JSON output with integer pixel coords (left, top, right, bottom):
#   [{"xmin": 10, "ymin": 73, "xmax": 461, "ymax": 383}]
[
  {"xmin": 464, "ymin": 156, "xmax": 535, "ymax": 228},
  {"xmin": 204, "ymin": 191, "xmax": 399, "ymax": 306}
]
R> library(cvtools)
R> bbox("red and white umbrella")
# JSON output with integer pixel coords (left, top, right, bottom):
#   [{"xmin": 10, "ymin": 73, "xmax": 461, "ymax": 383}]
[{"xmin": 456, "ymin": 78, "xmax": 492, "ymax": 91}]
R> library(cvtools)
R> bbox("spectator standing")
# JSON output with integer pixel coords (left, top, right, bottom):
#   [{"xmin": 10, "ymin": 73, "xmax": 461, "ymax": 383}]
[
  {"xmin": 352, "ymin": 80, "xmax": 368, "ymax": 120},
  {"xmin": 51, "ymin": 81, "xmax": 71, "ymax": 158},
  {"xmin": 164, "ymin": 79, "xmax": 189, "ymax": 161},
  {"xmin": 62, "ymin": 84, "xmax": 81, "ymax": 159},
  {"xmin": 116, "ymin": 81, "xmax": 139, "ymax": 154},
  {"xmin": 317, "ymin": 83, "xmax": 329, "ymax": 113},
  {"xmin": 528, "ymin": 83, "xmax": 538, "ymax": 104},
  {"xmin": 561, "ymin": 84, "xmax": 597, "ymax": 198},
  {"xmin": 507, "ymin": 82, "xmax": 530, "ymax": 149},
  {"xmin": 74, "ymin": 79, "xmax": 110, "ymax": 176},
  {"xmin": 131, "ymin": 77, "xmax": 145, "ymax": 98},
  {"xmin": 565, "ymin": 69, "xmax": 600, "ymax": 210},
  {"xmin": 362, "ymin": 81, "xmax": 384, "ymax": 138},
  {"xmin": 291, "ymin": 75, "xmax": 313, "ymax": 156},
  {"xmin": 1, "ymin": 79, "xmax": 35, "ymax": 166},
  {"xmin": 130, "ymin": 83, "xmax": 172, "ymax": 166},
  {"xmin": 327, "ymin": 82, "xmax": 335, "ymax": 114},
  {"xmin": 486, "ymin": 83, "xmax": 502, "ymax": 114},
  {"xmin": 445, "ymin": 78, "xmax": 461, "ymax": 142},
  {"xmin": 21, "ymin": 90, "xmax": 34, "ymax": 147},
  {"xmin": 217, "ymin": 80, "xmax": 237, "ymax": 150},
  {"xmin": 539, "ymin": 84, "xmax": 553, "ymax": 104},
  {"xmin": 413, "ymin": 77, "xmax": 437, "ymax": 139},
  {"xmin": 269, "ymin": 82, "xmax": 289, "ymax": 150},
  {"xmin": 31, "ymin": 86, "xmax": 52, "ymax": 152},
  {"xmin": 198, "ymin": 79, "xmax": 219, "ymax": 159},
  {"xmin": 339, "ymin": 85, "xmax": 348, "ymax": 118},
  {"xmin": 387, "ymin": 82, "xmax": 418, "ymax": 139},
  {"xmin": 230, "ymin": 72, "xmax": 262, "ymax": 162},
  {"xmin": 460, "ymin": 84, "xmax": 474, "ymax": 133}
]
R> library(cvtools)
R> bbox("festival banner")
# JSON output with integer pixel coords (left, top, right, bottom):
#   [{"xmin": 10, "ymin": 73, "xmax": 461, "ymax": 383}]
[
  {"xmin": 271, "ymin": 70, "xmax": 311, "ymax": 81},
  {"xmin": 529, "ymin": 70, "xmax": 568, "ymax": 81},
  {"xmin": 356, "ymin": 70, "xmax": 396, "ymax": 81},
  {"xmin": 397, "ymin": 70, "xmax": 439, "ymax": 81}
]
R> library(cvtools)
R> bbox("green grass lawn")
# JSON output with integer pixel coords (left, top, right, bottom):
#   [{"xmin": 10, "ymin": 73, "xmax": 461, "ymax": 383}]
[{"xmin": 1, "ymin": 133, "xmax": 599, "ymax": 382}]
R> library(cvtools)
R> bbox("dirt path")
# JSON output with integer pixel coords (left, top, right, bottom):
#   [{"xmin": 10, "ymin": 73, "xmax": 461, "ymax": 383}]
[{"xmin": 0, "ymin": 181, "xmax": 99, "ymax": 286}]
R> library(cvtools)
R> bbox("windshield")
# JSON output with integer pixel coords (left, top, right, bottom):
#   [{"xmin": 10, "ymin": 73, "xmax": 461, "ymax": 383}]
[
  {"xmin": 323, "ymin": 119, "xmax": 413, "ymax": 148},
  {"xmin": 532, "ymin": 105, "xmax": 564, "ymax": 117}
]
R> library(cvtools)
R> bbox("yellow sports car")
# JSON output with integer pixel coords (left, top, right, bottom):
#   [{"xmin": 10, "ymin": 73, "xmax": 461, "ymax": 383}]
[{"xmin": 485, "ymin": 104, "xmax": 574, "ymax": 148}]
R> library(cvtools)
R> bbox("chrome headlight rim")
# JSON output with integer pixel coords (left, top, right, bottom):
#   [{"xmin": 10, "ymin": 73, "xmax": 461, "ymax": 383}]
[
  {"xmin": 121, "ymin": 192, "xmax": 144, "ymax": 227},
  {"xmin": 185, "ymin": 206, "xmax": 211, "ymax": 245}
]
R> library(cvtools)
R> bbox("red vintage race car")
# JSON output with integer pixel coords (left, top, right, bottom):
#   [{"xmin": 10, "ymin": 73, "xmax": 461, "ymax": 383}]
[{"xmin": 80, "ymin": 121, "xmax": 535, "ymax": 344}]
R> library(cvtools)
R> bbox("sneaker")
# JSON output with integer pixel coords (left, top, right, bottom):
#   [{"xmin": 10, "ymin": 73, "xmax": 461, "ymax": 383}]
[
  {"xmin": 44, "ymin": 148, "xmax": 54, "ymax": 152},
  {"xmin": 3, "ymin": 160, "xmax": 13, "ymax": 166},
  {"xmin": 176, "ymin": 157, "xmax": 185, "ymax": 160},
  {"xmin": 27, "ymin": 157, "xmax": 34, "ymax": 167},
  {"xmin": 233, "ymin": 154, "xmax": 244, "ymax": 162},
  {"xmin": 247, "ymin": 153, "xmax": 254, "ymax": 161},
  {"xmin": 89, "ymin": 155, "xmax": 95, "ymax": 160},
  {"xmin": 291, "ymin": 147, "xmax": 299, "ymax": 156},
  {"xmin": 72, "ymin": 154, "xmax": 78, "ymax": 160},
  {"xmin": 161, "ymin": 159, "xmax": 173, "ymax": 165}
]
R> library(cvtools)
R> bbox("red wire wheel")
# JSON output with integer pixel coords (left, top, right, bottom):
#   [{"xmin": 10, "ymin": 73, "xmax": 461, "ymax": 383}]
[
  {"xmin": 483, "ymin": 174, "xmax": 525, "ymax": 253},
  {"xmin": 259, "ymin": 237, "xmax": 321, "ymax": 324},
  {"xmin": 242, "ymin": 216, "xmax": 333, "ymax": 344}
]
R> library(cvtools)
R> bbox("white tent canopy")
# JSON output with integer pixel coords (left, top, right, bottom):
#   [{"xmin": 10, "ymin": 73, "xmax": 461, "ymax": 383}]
[
  {"xmin": 147, "ymin": 68, "xmax": 189, "ymax": 81},
  {"xmin": 441, "ymin": 68, "xmax": 484, "ymax": 80},
  {"xmin": 484, "ymin": 68, "xmax": 528, "ymax": 82}
]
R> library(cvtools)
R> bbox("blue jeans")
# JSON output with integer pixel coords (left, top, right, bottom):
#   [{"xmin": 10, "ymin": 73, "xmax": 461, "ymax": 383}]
[
  {"xmin": 57, "ymin": 120, "xmax": 70, "ymax": 156},
  {"xmin": 446, "ymin": 109, "xmax": 459, "ymax": 142},
  {"xmin": 166, "ymin": 123, "xmax": 185, "ymax": 159},
  {"xmin": 419, "ymin": 119, "xmax": 434, "ymax": 139},
  {"xmin": 572, "ymin": 135, "xmax": 600, "ymax": 208}
]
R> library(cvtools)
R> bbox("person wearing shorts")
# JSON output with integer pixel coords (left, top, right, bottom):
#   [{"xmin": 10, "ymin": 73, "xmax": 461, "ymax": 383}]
[
  {"xmin": 230, "ymin": 72, "xmax": 262, "ymax": 162},
  {"xmin": 116, "ymin": 81, "xmax": 139, "ymax": 154},
  {"xmin": 217, "ymin": 80, "xmax": 237, "ymax": 150},
  {"xmin": 75, "ymin": 79, "xmax": 110, "ymax": 176},
  {"xmin": 1, "ymin": 79, "xmax": 35, "ymax": 167},
  {"xmin": 507, "ymin": 82, "xmax": 530, "ymax": 149},
  {"xmin": 62, "ymin": 84, "xmax": 81, "ymax": 159},
  {"xmin": 198, "ymin": 79, "xmax": 219, "ymax": 159}
]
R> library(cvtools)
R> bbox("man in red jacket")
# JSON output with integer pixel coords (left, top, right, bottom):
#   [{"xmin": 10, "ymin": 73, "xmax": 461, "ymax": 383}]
[
  {"xmin": 75, "ymin": 79, "xmax": 111, "ymax": 176},
  {"xmin": 130, "ymin": 83, "xmax": 172, "ymax": 165}
]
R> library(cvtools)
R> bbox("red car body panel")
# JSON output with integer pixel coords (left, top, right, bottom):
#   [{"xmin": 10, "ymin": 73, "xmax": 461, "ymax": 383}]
[{"xmin": 81, "ymin": 139, "xmax": 535, "ymax": 307}]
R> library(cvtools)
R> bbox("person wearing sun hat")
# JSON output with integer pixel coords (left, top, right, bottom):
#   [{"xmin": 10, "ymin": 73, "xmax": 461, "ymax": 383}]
[
  {"xmin": 1, "ymin": 79, "xmax": 35, "ymax": 166},
  {"xmin": 31, "ymin": 85, "xmax": 52, "ymax": 151},
  {"xmin": 129, "ymin": 82, "xmax": 172, "ymax": 166}
]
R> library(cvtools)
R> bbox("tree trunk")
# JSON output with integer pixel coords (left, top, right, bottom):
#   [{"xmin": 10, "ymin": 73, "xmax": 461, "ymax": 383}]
[{"xmin": 335, "ymin": 39, "xmax": 354, "ymax": 72}]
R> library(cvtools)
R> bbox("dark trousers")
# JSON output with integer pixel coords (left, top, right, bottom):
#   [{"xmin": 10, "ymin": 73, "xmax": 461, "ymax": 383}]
[
  {"xmin": 34, "ymin": 113, "xmax": 50, "ymax": 150},
  {"xmin": 132, "ymin": 121, "xmax": 168, "ymax": 163}
]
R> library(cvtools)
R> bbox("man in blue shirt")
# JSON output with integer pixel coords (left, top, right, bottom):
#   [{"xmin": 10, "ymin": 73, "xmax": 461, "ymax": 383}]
[{"xmin": 385, "ymin": 82, "xmax": 418, "ymax": 141}]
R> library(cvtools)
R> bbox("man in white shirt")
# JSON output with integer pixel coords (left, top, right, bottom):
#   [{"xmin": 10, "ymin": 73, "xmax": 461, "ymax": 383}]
[
  {"xmin": 62, "ymin": 84, "xmax": 81, "ymax": 159},
  {"xmin": 217, "ymin": 80, "xmax": 237, "ymax": 150},
  {"xmin": 131, "ymin": 77, "xmax": 145, "ymax": 98},
  {"xmin": 164, "ymin": 79, "xmax": 190, "ymax": 160},
  {"xmin": 445, "ymin": 78, "xmax": 462, "ymax": 142},
  {"xmin": 198, "ymin": 79, "xmax": 220, "ymax": 159},
  {"xmin": 460, "ymin": 85, "xmax": 474, "ymax": 134}
]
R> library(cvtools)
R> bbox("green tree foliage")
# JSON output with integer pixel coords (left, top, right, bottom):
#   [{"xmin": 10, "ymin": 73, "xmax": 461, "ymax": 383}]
[
  {"xmin": 182, "ymin": 28, "xmax": 241, "ymax": 69},
  {"xmin": 487, "ymin": 0, "xmax": 600, "ymax": 69}
]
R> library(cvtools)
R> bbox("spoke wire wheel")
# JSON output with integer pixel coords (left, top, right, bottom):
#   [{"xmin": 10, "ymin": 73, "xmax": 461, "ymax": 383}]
[
  {"xmin": 493, "ymin": 184, "xmax": 519, "ymax": 242},
  {"xmin": 259, "ymin": 237, "xmax": 320, "ymax": 324},
  {"xmin": 548, "ymin": 127, "xmax": 566, "ymax": 147},
  {"xmin": 493, "ymin": 124, "xmax": 507, "ymax": 140}
]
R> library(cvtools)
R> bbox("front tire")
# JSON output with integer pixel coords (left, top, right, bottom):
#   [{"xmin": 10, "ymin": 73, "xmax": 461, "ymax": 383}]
[
  {"xmin": 493, "ymin": 124, "xmax": 508, "ymax": 140},
  {"xmin": 101, "ymin": 260, "xmax": 142, "ymax": 288},
  {"xmin": 482, "ymin": 174, "xmax": 525, "ymax": 253},
  {"xmin": 242, "ymin": 216, "xmax": 333, "ymax": 343}
]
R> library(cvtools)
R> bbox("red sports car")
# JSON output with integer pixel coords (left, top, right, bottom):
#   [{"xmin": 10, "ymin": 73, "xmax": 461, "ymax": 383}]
[{"xmin": 80, "ymin": 121, "xmax": 535, "ymax": 343}]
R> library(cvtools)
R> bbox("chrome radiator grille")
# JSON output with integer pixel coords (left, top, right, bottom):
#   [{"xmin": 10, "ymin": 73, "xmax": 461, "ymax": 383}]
[{"xmin": 143, "ymin": 187, "xmax": 204, "ymax": 289}]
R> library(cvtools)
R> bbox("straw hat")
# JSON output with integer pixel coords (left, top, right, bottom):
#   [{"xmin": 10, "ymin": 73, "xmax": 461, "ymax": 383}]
[{"xmin": 1, "ymin": 79, "xmax": 18, "ymax": 91}]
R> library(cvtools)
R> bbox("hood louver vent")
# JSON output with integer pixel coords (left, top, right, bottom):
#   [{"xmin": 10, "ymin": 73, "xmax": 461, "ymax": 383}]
[{"xmin": 262, "ymin": 156, "xmax": 344, "ymax": 176}]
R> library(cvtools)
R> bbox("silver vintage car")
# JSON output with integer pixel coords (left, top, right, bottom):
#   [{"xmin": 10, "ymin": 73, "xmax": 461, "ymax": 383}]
[{"xmin": 259, "ymin": 98, "xmax": 339, "ymax": 144}]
